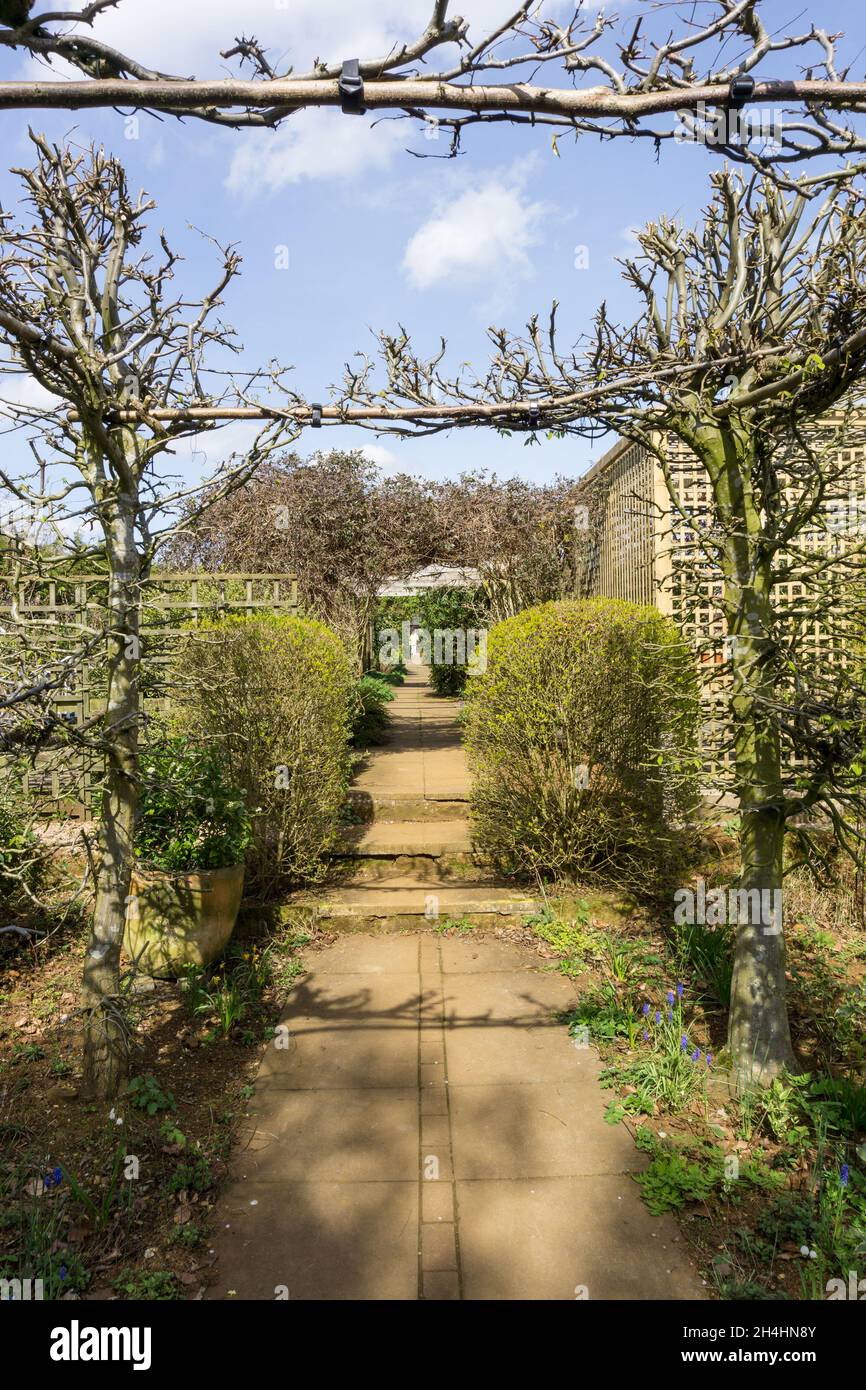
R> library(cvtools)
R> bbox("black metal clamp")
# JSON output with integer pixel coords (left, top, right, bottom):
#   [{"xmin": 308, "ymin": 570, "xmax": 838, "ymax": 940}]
[
  {"xmin": 310, "ymin": 402, "xmax": 323, "ymax": 428},
  {"xmin": 339, "ymin": 59, "xmax": 366, "ymax": 115},
  {"xmin": 728, "ymin": 75, "xmax": 755, "ymax": 108}
]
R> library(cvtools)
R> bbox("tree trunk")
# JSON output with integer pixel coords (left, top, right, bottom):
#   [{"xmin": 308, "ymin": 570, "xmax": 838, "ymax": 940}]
[
  {"xmin": 81, "ymin": 496, "xmax": 141, "ymax": 1100},
  {"xmin": 722, "ymin": 493, "xmax": 795, "ymax": 1084},
  {"xmin": 703, "ymin": 423, "xmax": 795, "ymax": 1086}
]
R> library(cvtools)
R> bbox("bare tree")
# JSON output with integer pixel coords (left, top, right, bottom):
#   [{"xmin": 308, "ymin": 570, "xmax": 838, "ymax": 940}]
[
  {"xmin": 1, "ymin": 2, "xmax": 866, "ymax": 187},
  {"xmin": 0, "ymin": 134, "xmax": 290, "ymax": 1097}
]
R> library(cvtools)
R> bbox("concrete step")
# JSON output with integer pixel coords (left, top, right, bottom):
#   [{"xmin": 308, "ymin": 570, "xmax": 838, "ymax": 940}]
[
  {"xmin": 334, "ymin": 819, "xmax": 473, "ymax": 856},
  {"xmin": 283, "ymin": 883, "xmax": 540, "ymax": 933},
  {"xmin": 346, "ymin": 791, "xmax": 469, "ymax": 823}
]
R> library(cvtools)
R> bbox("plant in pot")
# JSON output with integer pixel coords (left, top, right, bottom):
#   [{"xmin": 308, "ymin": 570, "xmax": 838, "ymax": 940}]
[{"xmin": 124, "ymin": 738, "xmax": 253, "ymax": 978}]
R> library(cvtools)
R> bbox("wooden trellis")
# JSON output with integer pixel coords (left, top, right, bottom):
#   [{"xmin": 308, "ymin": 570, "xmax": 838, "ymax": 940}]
[
  {"xmin": 575, "ymin": 422, "xmax": 866, "ymax": 779},
  {"xmin": 0, "ymin": 571, "xmax": 298, "ymax": 816}
]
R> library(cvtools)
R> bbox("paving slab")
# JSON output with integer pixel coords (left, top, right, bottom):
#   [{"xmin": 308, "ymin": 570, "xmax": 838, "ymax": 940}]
[
  {"xmin": 208, "ymin": 1180, "xmax": 419, "ymax": 1301},
  {"xmin": 232, "ymin": 1088, "xmax": 418, "ymax": 1181},
  {"xmin": 448, "ymin": 1081, "xmax": 645, "ymax": 1178},
  {"xmin": 456, "ymin": 1176, "xmax": 700, "ymax": 1301}
]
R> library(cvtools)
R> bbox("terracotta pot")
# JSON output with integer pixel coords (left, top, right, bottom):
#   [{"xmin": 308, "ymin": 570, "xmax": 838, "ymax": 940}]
[{"xmin": 123, "ymin": 862, "xmax": 245, "ymax": 979}]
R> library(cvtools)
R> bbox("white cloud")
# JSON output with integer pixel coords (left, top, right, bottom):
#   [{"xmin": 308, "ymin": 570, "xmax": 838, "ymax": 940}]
[
  {"xmin": 402, "ymin": 174, "xmax": 547, "ymax": 291},
  {"xmin": 360, "ymin": 443, "xmax": 400, "ymax": 470},
  {"xmin": 226, "ymin": 110, "xmax": 406, "ymax": 195}
]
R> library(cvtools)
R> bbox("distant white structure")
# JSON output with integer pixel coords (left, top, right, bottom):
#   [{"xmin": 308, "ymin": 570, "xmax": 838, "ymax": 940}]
[{"xmin": 378, "ymin": 563, "xmax": 481, "ymax": 597}]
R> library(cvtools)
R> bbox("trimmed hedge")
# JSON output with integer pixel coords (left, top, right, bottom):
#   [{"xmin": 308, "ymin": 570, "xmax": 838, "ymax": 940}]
[
  {"xmin": 464, "ymin": 598, "xmax": 700, "ymax": 891},
  {"xmin": 169, "ymin": 614, "xmax": 352, "ymax": 898}
]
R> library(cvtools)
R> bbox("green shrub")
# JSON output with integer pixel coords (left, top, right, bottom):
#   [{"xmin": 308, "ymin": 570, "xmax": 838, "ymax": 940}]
[
  {"xmin": 170, "ymin": 614, "xmax": 352, "ymax": 897},
  {"xmin": 464, "ymin": 598, "xmax": 700, "ymax": 891},
  {"xmin": 352, "ymin": 674, "xmax": 395, "ymax": 747},
  {"xmin": 0, "ymin": 791, "xmax": 45, "ymax": 911},
  {"xmin": 134, "ymin": 738, "xmax": 252, "ymax": 872}
]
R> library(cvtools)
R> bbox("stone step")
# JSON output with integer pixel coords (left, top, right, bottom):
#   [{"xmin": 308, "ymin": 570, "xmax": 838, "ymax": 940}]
[
  {"xmin": 334, "ymin": 819, "xmax": 473, "ymax": 856},
  {"xmin": 346, "ymin": 791, "xmax": 469, "ymax": 823},
  {"xmin": 283, "ymin": 883, "xmax": 540, "ymax": 933}
]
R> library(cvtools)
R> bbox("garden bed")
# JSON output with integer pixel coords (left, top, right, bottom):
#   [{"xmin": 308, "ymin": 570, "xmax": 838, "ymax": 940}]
[{"xmin": 0, "ymin": 897, "xmax": 321, "ymax": 1301}]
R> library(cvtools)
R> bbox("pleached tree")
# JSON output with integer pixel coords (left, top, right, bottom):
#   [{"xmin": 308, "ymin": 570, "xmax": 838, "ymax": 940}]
[
  {"xmin": 349, "ymin": 171, "xmax": 866, "ymax": 1083},
  {"xmin": 0, "ymin": 134, "xmax": 288, "ymax": 1096}
]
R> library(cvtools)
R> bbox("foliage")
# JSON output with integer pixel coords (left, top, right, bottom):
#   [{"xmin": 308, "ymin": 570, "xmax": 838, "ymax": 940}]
[
  {"xmin": 134, "ymin": 738, "xmax": 252, "ymax": 873},
  {"xmin": 113, "ymin": 1269, "xmax": 178, "ymax": 1301},
  {"xmin": 352, "ymin": 674, "xmax": 395, "ymax": 748},
  {"xmin": 635, "ymin": 1148, "xmax": 722, "ymax": 1214},
  {"xmin": 169, "ymin": 452, "xmax": 438, "ymax": 665},
  {"xmin": 379, "ymin": 586, "xmax": 489, "ymax": 697},
  {"xmin": 670, "ymin": 920, "xmax": 734, "ymax": 1008},
  {"xmin": 0, "ymin": 789, "xmax": 45, "ymax": 912},
  {"xmin": 169, "ymin": 614, "xmax": 352, "ymax": 897},
  {"xmin": 126, "ymin": 1073, "xmax": 175, "ymax": 1116},
  {"xmin": 179, "ymin": 940, "xmax": 285, "ymax": 1043},
  {"xmin": 464, "ymin": 598, "xmax": 700, "ymax": 890}
]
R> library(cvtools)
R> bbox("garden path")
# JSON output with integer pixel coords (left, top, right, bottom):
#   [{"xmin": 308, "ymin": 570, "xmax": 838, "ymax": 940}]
[{"xmin": 207, "ymin": 669, "xmax": 705, "ymax": 1299}]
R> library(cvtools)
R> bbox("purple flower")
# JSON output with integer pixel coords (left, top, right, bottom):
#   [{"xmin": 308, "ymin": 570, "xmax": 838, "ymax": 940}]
[
  {"xmin": 642, "ymin": 1002, "xmax": 650, "ymax": 1016},
  {"xmin": 706, "ymin": 1054, "xmax": 713, "ymax": 1066},
  {"xmin": 59, "ymin": 1266, "xmax": 68, "ymax": 1281},
  {"xmin": 841, "ymin": 1165, "xmax": 850, "ymax": 1187},
  {"xmin": 654, "ymin": 1011, "xmax": 661, "ymax": 1025},
  {"xmin": 667, "ymin": 1010, "xmax": 673, "ymax": 1023},
  {"xmin": 667, "ymin": 991, "xmax": 675, "ymax": 1006},
  {"xmin": 677, "ymin": 983, "xmax": 685, "ymax": 999},
  {"xmin": 691, "ymin": 1048, "xmax": 701, "ymax": 1062},
  {"xmin": 642, "ymin": 1030, "xmax": 649, "ymax": 1042},
  {"xmin": 681, "ymin": 1035, "xmax": 689, "ymax": 1051}
]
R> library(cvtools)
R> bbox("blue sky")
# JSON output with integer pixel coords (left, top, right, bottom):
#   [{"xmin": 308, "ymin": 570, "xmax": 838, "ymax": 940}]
[{"xmin": 2, "ymin": 0, "xmax": 866, "ymax": 499}]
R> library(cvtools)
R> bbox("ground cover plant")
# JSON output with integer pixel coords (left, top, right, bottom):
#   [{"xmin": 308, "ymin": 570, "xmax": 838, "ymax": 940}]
[
  {"xmin": 0, "ymin": 891, "xmax": 318, "ymax": 1300},
  {"xmin": 526, "ymin": 850, "xmax": 866, "ymax": 1300}
]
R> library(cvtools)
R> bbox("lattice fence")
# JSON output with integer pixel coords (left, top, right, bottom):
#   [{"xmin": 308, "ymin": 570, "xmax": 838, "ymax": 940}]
[
  {"xmin": 0, "ymin": 571, "xmax": 298, "ymax": 815},
  {"xmin": 576, "ymin": 421, "xmax": 866, "ymax": 781}
]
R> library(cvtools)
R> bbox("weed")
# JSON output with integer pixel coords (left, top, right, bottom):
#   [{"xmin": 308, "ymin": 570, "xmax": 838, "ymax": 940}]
[
  {"xmin": 127, "ymin": 1073, "xmax": 175, "ymax": 1115},
  {"xmin": 113, "ymin": 1269, "xmax": 177, "ymax": 1301}
]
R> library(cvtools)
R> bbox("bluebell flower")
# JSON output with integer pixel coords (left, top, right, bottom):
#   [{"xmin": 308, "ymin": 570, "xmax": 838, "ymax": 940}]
[
  {"xmin": 642, "ymin": 1030, "xmax": 649, "ymax": 1042},
  {"xmin": 841, "ymin": 1165, "xmax": 850, "ymax": 1187},
  {"xmin": 59, "ymin": 1266, "xmax": 68, "ymax": 1281},
  {"xmin": 667, "ymin": 991, "xmax": 675, "ymax": 1006},
  {"xmin": 681, "ymin": 1035, "xmax": 689, "ymax": 1051},
  {"xmin": 706, "ymin": 1054, "xmax": 713, "ymax": 1066},
  {"xmin": 691, "ymin": 1048, "xmax": 701, "ymax": 1062},
  {"xmin": 667, "ymin": 1010, "xmax": 673, "ymax": 1023},
  {"xmin": 654, "ymin": 1011, "xmax": 661, "ymax": 1025},
  {"xmin": 642, "ymin": 1002, "xmax": 650, "ymax": 1016},
  {"xmin": 677, "ymin": 983, "xmax": 685, "ymax": 999}
]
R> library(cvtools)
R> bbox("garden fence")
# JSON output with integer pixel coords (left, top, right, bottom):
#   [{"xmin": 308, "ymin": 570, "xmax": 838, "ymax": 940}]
[{"xmin": 0, "ymin": 571, "xmax": 298, "ymax": 816}]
